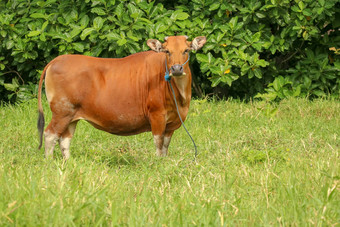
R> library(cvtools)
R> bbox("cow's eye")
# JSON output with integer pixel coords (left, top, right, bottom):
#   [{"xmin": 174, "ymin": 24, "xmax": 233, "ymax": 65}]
[
  {"xmin": 183, "ymin": 49, "xmax": 190, "ymax": 54},
  {"xmin": 164, "ymin": 50, "xmax": 170, "ymax": 55}
]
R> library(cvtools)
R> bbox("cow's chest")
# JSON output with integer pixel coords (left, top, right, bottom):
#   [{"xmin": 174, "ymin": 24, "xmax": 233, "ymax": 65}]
[{"xmin": 165, "ymin": 105, "xmax": 189, "ymax": 131}]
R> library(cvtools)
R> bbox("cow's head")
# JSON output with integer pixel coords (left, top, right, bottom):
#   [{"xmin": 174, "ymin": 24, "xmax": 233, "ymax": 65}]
[{"xmin": 147, "ymin": 36, "xmax": 206, "ymax": 77}]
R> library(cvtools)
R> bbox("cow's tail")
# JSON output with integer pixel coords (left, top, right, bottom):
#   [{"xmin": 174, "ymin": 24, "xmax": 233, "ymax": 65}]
[{"xmin": 37, "ymin": 65, "xmax": 48, "ymax": 150}]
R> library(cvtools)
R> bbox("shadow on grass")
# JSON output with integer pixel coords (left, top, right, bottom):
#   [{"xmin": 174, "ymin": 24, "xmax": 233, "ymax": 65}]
[
  {"xmin": 72, "ymin": 144, "xmax": 143, "ymax": 168},
  {"xmin": 99, "ymin": 151, "xmax": 138, "ymax": 167}
]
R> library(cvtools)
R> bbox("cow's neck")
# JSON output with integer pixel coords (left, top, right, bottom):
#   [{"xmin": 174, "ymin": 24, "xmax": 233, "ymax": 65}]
[{"xmin": 172, "ymin": 74, "xmax": 191, "ymax": 106}]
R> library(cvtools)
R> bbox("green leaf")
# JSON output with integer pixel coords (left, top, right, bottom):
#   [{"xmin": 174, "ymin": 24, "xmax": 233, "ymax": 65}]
[
  {"xmin": 130, "ymin": 13, "xmax": 139, "ymax": 19},
  {"xmin": 253, "ymin": 69, "xmax": 262, "ymax": 78},
  {"xmin": 211, "ymin": 77, "xmax": 222, "ymax": 87},
  {"xmin": 255, "ymin": 12, "xmax": 266, "ymax": 18},
  {"xmin": 313, "ymin": 89, "xmax": 326, "ymax": 97},
  {"xmin": 209, "ymin": 3, "xmax": 220, "ymax": 11},
  {"xmin": 40, "ymin": 33, "xmax": 46, "ymax": 41},
  {"xmin": 318, "ymin": 0, "xmax": 325, "ymax": 6},
  {"xmin": 126, "ymin": 43, "xmax": 138, "ymax": 54},
  {"xmin": 206, "ymin": 52, "xmax": 213, "ymax": 64},
  {"xmin": 248, "ymin": 70, "xmax": 254, "ymax": 79},
  {"xmin": 298, "ymin": 1, "xmax": 305, "ymax": 10},
  {"xmin": 229, "ymin": 16, "xmax": 238, "ymax": 30},
  {"xmin": 252, "ymin": 32, "xmax": 261, "ymax": 42},
  {"xmin": 171, "ymin": 10, "xmax": 189, "ymax": 20},
  {"xmin": 305, "ymin": 49, "xmax": 314, "ymax": 59},
  {"xmin": 321, "ymin": 58, "xmax": 328, "ymax": 69},
  {"xmin": 127, "ymin": 31, "xmax": 139, "ymax": 42},
  {"xmin": 293, "ymin": 85, "xmax": 301, "ymax": 97},
  {"xmin": 273, "ymin": 76, "xmax": 285, "ymax": 91},
  {"xmin": 304, "ymin": 76, "xmax": 312, "ymax": 88},
  {"xmin": 6, "ymin": 40, "xmax": 15, "ymax": 49},
  {"xmin": 155, "ymin": 24, "xmax": 167, "ymax": 33},
  {"xmin": 291, "ymin": 5, "xmax": 300, "ymax": 12},
  {"xmin": 73, "ymin": 43, "xmax": 85, "ymax": 52},
  {"xmin": 91, "ymin": 7, "xmax": 106, "ymax": 16},
  {"xmin": 334, "ymin": 61, "xmax": 340, "ymax": 70},
  {"xmin": 4, "ymin": 81, "xmax": 19, "ymax": 92},
  {"xmin": 59, "ymin": 45, "xmax": 66, "ymax": 52},
  {"xmin": 80, "ymin": 15, "xmax": 90, "ymax": 28},
  {"xmin": 105, "ymin": 33, "xmax": 121, "ymax": 40},
  {"xmin": 303, "ymin": 9, "xmax": 312, "ymax": 16},
  {"xmin": 69, "ymin": 9, "xmax": 78, "ymax": 21},
  {"xmin": 221, "ymin": 75, "xmax": 234, "ymax": 86},
  {"xmin": 117, "ymin": 38, "xmax": 127, "ymax": 46},
  {"xmin": 41, "ymin": 21, "xmax": 49, "ymax": 31},
  {"xmin": 262, "ymin": 42, "xmax": 271, "ymax": 49},
  {"xmin": 80, "ymin": 28, "xmax": 96, "ymax": 40},
  {"xmin": 196, "ymin": 54, "xmax": 209, "ymax": 63},
  {"xmin": 30, "ymin": 13, "xmax": 47, "ymax": 19},
  {"xmin": 27, "ymin": 30, "xmax": 41, "ymax": 37},
  {"xmin": 257, "ymin": 59, "xmax": 269, "ymax": 67},
  {"xmin": 241, "ymin": 64, "xmax": 250, "ymax": 75},
  {"xmin": 317, "ymin": 7, "xmax": 324, "ymax": 15},
  {"xmin": 70, "ymin": 27, "xmax": 82, "ymax": 38},
  {"xmin": 139, "ymin": 18, "xmax": 152, "ymax": 24},
  {"xmin": 302, "ymin": 31, "xmax": 309, "ymax": 40},
  {"xmin": 93, "ymin": 17, "xmax": 104, "ymax": 30},
  {"xmin": 115, "ymin": 3, "xmax": 124, "ymax": 19},
  {"xmin": 0, "ymin": 30, "xmax": 7, "ymax": 38},
  {"xmin": 255, "ymin": 92, "xmax": 277, "ymax": 101}
]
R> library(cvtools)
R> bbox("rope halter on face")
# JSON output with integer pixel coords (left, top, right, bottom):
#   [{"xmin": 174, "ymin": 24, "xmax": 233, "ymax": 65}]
[{"xmin": 164, "ymin": 53, "xmax": 190, "ymax": 82}]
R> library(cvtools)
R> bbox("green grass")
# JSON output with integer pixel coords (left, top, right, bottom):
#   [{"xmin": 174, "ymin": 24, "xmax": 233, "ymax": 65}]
[{"xmin": 0, "ymin": 98, "xmax": 339, "ymax": 226}]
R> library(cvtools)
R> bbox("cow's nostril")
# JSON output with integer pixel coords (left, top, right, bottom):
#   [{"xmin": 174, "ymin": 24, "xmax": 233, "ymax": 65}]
[{"xmin": 170, "ymin": 64, "xmax": 184, "ymax": 76}]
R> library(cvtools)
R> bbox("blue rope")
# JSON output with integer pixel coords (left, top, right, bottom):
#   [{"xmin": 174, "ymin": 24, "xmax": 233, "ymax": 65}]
[{"xmin": 164, "ymin": 53, "xmax": 198, "ymax": 159}]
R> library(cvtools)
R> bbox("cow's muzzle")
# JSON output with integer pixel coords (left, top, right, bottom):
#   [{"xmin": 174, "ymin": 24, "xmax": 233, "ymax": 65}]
[{"xmin": 170, "ymin": 64, "xmax": 184, "ymax": 76}]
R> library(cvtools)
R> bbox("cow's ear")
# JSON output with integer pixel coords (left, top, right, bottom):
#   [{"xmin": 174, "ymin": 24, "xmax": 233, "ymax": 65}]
[
  {"xmin": 191, "ymin": 36, "xmax": 206, "ymax": 51},
  {"xmin": 147, "ymin": 39, "xmax": 164, "ymax": 52}
]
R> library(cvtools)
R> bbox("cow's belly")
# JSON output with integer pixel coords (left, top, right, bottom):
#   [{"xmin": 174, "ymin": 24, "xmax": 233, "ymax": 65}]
[
  {"xmin": 73, "ymin": 98, "xmax": 150, "ymax": 136},
  {"xmin": 88, "ymin": 118, "xmax": 151, "ymax": 136}
]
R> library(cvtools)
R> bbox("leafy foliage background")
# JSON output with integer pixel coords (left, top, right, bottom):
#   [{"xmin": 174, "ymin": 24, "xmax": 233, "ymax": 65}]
[{"xmin": 0, "ymin": 0, "xmax": 339, "ymax": 102}]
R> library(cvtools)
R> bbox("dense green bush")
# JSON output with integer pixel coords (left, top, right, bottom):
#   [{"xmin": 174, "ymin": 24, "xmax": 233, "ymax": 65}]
[{"xmin": 0, "ymin": 0, "xmax": 339, "ymax": 102}]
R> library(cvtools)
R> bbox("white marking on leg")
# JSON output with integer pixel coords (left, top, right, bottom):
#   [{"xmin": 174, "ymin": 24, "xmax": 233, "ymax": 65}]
[
  {"xmin": 44, "ymin": 131, "xmax": 59, "ymax": 158},
  {"xmin": 153, "ymin": 135, "xmax": 165, "ymax": 156},
  {"xmin": 162, "ymin": 136, "xmax": 171, "ymax": 156},
  {"xmin": 59, "ymin": 137, "xmax": 71, "ymax": 160}
]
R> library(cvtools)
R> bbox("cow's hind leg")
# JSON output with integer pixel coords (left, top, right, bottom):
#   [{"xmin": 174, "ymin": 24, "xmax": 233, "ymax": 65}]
[
  {"xmin": 44, "ymin": 115, "xmax": 74, "ymax": 159},
  {"xmin": 44, "ymin": 130, "xmax": 59, "ymax": 159},
  {"xmin": 59, "ymin": 121, "xmax": 78, "ymax": 160}
]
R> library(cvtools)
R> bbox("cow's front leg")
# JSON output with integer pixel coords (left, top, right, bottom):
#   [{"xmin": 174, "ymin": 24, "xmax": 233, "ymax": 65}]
[
  {"xmin": 149, "ymin": 112, "xmax": 167, "ymax": 156},
  {"xmin": 161, "ymin": 131, "xmax": 174, "ymax": 156},
  {"xmin": 153, "ymin": 134, "xmax": 165, "ymax": 156}
]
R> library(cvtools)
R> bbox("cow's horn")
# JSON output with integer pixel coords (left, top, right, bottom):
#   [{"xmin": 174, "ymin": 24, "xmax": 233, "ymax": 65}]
[{"xmin": 164, "ymin": 36, "xmax": 168, "ymax": 41}]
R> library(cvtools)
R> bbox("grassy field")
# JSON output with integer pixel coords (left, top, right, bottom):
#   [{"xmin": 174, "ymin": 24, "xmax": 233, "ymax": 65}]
[{"xmin": 0, "ymin": 98, "xmax": 339, "ymax": 226}]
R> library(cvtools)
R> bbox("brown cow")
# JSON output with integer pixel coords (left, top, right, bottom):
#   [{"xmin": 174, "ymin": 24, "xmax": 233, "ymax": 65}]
[{"xmin": 37, "ymin": 35, "xmax": 206, "ymax": 159}]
